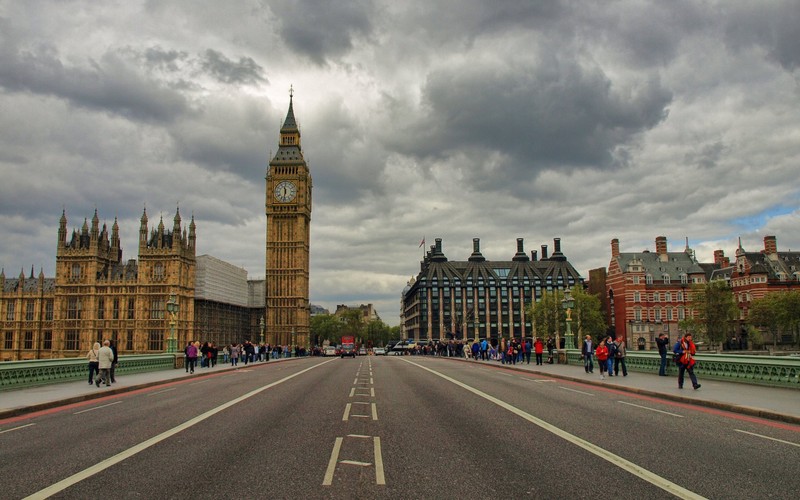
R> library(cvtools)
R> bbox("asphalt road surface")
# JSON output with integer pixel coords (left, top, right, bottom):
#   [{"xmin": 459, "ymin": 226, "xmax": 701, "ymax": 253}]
[{"xmin": 1, "ymin": 356, "xmax": 798, "ymax": 499}]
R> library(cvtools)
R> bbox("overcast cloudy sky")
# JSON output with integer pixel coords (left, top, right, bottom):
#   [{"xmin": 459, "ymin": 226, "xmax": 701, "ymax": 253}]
[{"xmin": 1, "ymin": 0, "xmax": 799, "ymax": 325}]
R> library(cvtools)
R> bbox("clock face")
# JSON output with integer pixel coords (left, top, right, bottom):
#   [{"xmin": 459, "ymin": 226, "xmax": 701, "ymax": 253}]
[{"xmin": 274, "ymin": 181, "xmax": 297, "ymax": 202}]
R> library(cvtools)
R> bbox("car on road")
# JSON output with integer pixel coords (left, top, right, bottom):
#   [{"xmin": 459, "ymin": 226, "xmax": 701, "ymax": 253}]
[
  {"xmin": 323, "ymin": 346, "xmax": 337, "ymax": 357},
  {"xmin": 359, "ymin": 347, "xmax": 367, "ymax": 355},
  {"xmin": 373, "ymin": 347, "xmax": 386, "ymax": 355}
]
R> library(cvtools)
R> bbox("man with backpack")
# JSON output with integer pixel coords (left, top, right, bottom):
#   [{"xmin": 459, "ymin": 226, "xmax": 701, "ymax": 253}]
[{"xmin": 604, "ymin": 336, "xmax": 617, "ymax": 376}]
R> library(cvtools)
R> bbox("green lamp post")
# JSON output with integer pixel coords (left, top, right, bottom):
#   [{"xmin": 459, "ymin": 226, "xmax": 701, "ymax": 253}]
[
  {"xmin": 166, "ymin": 293, "xmax": 179, "ymax": 354},
  {"xmin": 562, "ymin": 288, "xmax": 575, "ymax": 352}
]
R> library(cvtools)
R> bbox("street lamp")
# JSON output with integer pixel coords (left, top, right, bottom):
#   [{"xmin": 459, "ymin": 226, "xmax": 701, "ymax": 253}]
[
  {"xmin": 562, "ymin": 288, "xmax": 575, "ymax": 352},
  {"xmin": 259, "ymin": 316, "xmax": 265, "ymax": 345},
  {"xmin": 165, "ymin": 293, "xmax": 179, "ymax": 354}
]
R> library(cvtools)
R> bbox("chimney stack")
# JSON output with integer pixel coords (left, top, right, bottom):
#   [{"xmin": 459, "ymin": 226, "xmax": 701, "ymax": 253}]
[
  {"xmin": 714, "ymin": 250, "xmax": 725, "ymax": 265},
  {"xmin": 656, "ymin": 236, "xmax": 668, "ymax": 262},
  {"xmin": 656, "ymin": 236, "xmax": 667, "ymax": 254},
  {"xmin": 469, "ymin": 238, "xmax": 485, "ymax": 262},
  {"xmin": 541, "ymin": 245, "xmax": 548, "ymax": 260},
  {"xmin": 531, "ymin": 250, "xmax": 538, "ymax": 261},
  {"xmin": 611, "ymin": 238, "xmax": 620, "ymax": 258},
  {"xmin": 513, "ymin": 238, "xmax": 529, "ymax": 262},
  {"xmin": 764, "ymin": 235, "xmax": 777, "ymax": 255}
]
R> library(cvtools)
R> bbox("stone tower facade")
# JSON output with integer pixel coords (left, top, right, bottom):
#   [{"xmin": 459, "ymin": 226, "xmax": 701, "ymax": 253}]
[
  {"xmin": 53, "ymin": 208, "xmax": 196, "ymax": 356},
  {"xmin": 265, "ymin": 92, "xmax": 312, "ymax": 347}
]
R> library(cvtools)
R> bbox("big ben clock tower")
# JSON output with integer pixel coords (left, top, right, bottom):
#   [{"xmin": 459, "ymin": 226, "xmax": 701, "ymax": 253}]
[{"xmin": 265, "ymin": 89, "xmax": 312, "ymax": 347}]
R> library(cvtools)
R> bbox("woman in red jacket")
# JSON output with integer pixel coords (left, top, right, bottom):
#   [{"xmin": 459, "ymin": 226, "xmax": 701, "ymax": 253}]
[{"xmin": 595, "ymin": 339, "xmax": 610, "ymax": 379}]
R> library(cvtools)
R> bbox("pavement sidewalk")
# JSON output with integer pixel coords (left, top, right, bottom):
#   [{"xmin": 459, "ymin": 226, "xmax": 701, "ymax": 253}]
[
  {"xmin": 0, "ymin": 357, "xmax": 292, "ymax": 420},
  {"xmin": 456, "ymin": 356, "xmax": 800, "ymax": 425}
]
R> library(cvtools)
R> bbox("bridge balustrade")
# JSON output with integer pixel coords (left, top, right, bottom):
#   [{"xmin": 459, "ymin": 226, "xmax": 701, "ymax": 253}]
[
  {"xmin": 0, "ymin": 355, "xmax": 181, "ymax": 391},
  {"xmin": 564, "ymin": 350, "xmax": 799, "ymax": 389}
]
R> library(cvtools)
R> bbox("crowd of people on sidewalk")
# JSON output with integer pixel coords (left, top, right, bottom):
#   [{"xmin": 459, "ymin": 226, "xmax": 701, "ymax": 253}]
[
  {"xmin": 85, "ymin": 330, "xmax": 701, "ymax": 392},
  {"xmin": 387, "ymin": 332, "xmax": 701, "ymax": 390},
  {"xmin": 183, "ymin": 341, "xmax": 309, "ymax": 372}
]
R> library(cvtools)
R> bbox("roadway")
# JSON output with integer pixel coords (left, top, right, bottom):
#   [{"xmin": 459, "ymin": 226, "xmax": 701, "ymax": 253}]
[{"xmin": 1, "ymin": 356, "xmax": 798, "ymax": 499}]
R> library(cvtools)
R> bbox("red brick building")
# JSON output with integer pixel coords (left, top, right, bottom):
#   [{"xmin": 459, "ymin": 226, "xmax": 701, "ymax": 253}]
[
  {"xmin": 605, "ymin": 236, "xmax": 715, "ymax": 349},
  {"xmin": 712, "ymin": 235, "xmax": 800, "ymax": 345}
]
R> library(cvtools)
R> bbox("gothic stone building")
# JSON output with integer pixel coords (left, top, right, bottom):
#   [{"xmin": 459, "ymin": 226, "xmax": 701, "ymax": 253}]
[
  {"xmin": 402, "ymin": 237, "xmax": 583, "ymax": 343},
  {"xmin": 0, "ymin": 208, "xmax": 195, "ymax": 361}
]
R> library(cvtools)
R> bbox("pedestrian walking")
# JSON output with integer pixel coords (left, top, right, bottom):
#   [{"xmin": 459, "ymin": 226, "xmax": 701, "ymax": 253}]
[
  {"xmin": 230, "ymin": 343, "xmax": 240, "ymax": 366},
  {"xmin": 614, "ymin": 338, "xmax": 628, "ymax": 376},
  {"xmin": 524, "ymin": 338, "xmax": 532, "ymax": 364},
  {"xmin": 581, "ymin": 335, "xmax": 594, "ymax": 373},
  {"xmin": 604, "ymin": 337, "xmax": 617, "ymax": 376},
  {"xmin": 95, "ymin": 340, "xmax": 114, "ymax": 387},
  {"xmin": 534, "ymin": 337, "xmax": 544, "ymax": 365},
  {"xmin": 185, "ymin": 341, "xmax": 198, "ymax": 373},
  {"xmin": 86, "ymin": 342, "xmax": 100, "ymax": 385},
  {"xmin": 595, "ymin": 341, "xmax": 609, "ymax": 379},
  {"xmin": 674, "ymin": 334, "xmax": 701, "ymax": 390},
  {"xmin": 656, "ymin": 333, "xmax": 669, "ymax": 376},
  {"xmin": 109, "ymin": 340, "xmax": 118, "ymax": 383}
]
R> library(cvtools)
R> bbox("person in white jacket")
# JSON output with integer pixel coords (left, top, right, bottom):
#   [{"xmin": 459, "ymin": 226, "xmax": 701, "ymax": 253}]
[
  {"xmin": 86, "ymin": 342, "xmax": 101, "ymax": 385},
  {"xmin": 96, "ymin": 340, "xmax": 114, "ymax": 387}
]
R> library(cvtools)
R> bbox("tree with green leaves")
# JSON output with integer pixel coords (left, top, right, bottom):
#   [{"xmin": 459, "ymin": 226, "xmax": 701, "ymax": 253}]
[
  {"xmin": 309, "ymin": 314, "xmax": 343, "ymax": 346},
  {"xmin": 339, "ymin": 309, "xmax": 366, "ymax": 343},
  {"xmin": 749, "ymin": 290, "xmax": 800, "ymax": 348},
  {"xmin": 365, "ymin": 319, "xmax": 392, "ymax": 347},
  {"xmin": 527, "ymin": 289, "xmax": 564, "ymax": 345},
  {"xmin": 570, "ymin": 286, "xmax": 608, "ymax": 346},
  {"xmin": 748, "ymin": 293, "xmax": 783, "ymax": 348},
  {"xmin": 782, "ymin": 291, "xmax": 800, "ymax": 348},
  {"xmin": 683, "ymin": 281, "xmax": 738, "ymax": 349}
]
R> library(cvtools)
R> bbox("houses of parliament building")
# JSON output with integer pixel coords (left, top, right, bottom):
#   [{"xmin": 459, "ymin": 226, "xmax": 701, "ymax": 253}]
[
  {"xmin": 1, "ymin": 94, "xmax": 311, "ymax": 361},
  {"xmin": 0, "ymin": 208, "xmax": 197, "ymax": 361}
]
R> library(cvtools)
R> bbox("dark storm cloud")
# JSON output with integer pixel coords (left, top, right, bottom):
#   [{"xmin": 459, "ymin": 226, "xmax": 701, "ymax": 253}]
[
  {"xmin": 0, "ymin": 43, "xmax": 190, "ymax": 123},
  {"xmin": 144, "ymin": 46, "xmax": 190, "ymax": 72},
  {"xmin": 579, "ymin": 0, "xmax": 709, "ymax": 68},
  {"xmin": 271, "ymin": 0, "xmax": 374, "ymax": 64},
  {"xmin": 199, "ymin": 49, "xmax": 267, "ymax": 85},
  {"xmin": 390, "ymin": 54, "xmax": 671, "ymax": 179},
  {"xmin": 168, "ymin": 95, "xmax": 275, "ymax": 179},
  {"xmin": 723, "ymin": 1, "xmax": 800, "ymax": 71}
]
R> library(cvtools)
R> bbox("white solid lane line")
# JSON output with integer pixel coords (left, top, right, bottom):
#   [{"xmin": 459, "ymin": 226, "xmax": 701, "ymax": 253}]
[
  {"xmin": 618, "ymin": 401, "xmax": 683, "ymax": 418},
  {"xmin": 25, "ymin": 359, "xmax": 335, "ymax": 500},
  {"xmin": 560, "ymin": 387, "xmax": 594, "ymax": 396},
  {"xmin": 403, "ymin": 358, "xmax": 705, "ymax": 500},
  {"xmin": 0, "ymin": 423, "xmax": 35, "ymax": 434},
  {"xmin": 73, "ymin": 401, "xmax": 123, "ymax": 415},
  {"xmin": 146, "ymin": 387, "xmax": 177, "ymax": 397},
  {"xmin": 734, "ymin": 429, "xmax": 800, "ymax": 448}
]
